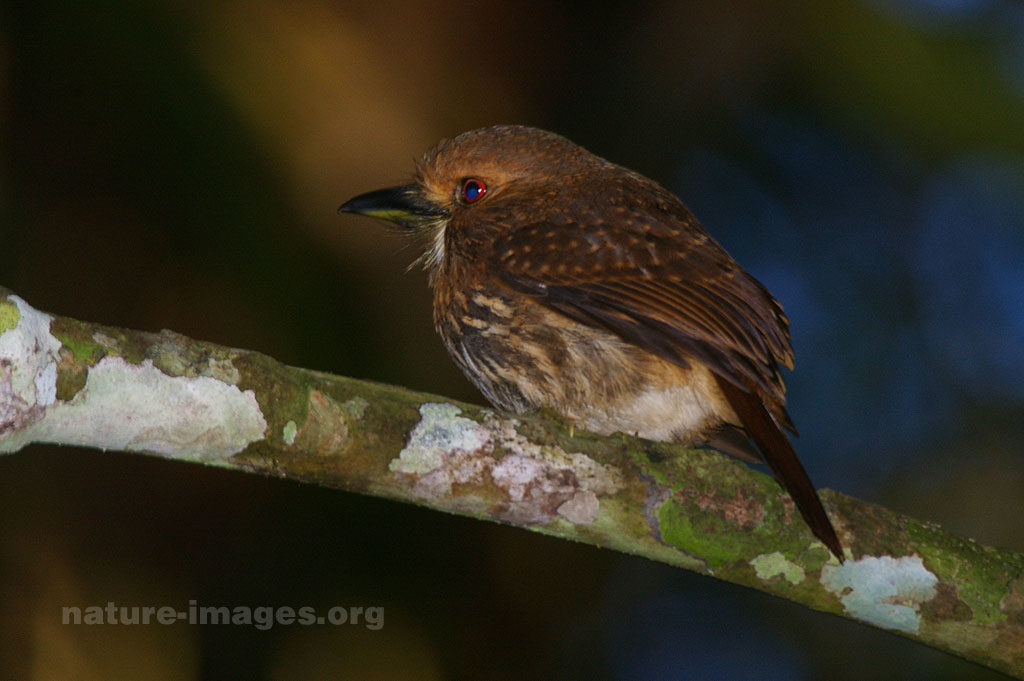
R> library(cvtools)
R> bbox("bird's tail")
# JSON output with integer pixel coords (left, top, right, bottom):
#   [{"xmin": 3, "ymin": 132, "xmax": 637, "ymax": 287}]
[{"xmin": 714, "ymin": 375, "xmax": 844, "ymax": 561}]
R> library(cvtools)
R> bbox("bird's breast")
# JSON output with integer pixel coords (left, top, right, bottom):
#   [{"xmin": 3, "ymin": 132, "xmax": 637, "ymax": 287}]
[{"xmin": 433, "ymin": 284, "xmax": 736, "ymax": 443}]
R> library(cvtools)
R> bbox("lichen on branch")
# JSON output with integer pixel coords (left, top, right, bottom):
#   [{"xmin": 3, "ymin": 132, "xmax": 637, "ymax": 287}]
[{"xmin": 1, "ymin": 286, "xmax": 1022, "ymax": 678}]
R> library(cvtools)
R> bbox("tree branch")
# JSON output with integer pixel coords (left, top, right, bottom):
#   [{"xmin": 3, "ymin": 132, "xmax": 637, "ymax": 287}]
[{"xmin": 1, "ymin": 286, "xmax": 1022, "ymax": 677}]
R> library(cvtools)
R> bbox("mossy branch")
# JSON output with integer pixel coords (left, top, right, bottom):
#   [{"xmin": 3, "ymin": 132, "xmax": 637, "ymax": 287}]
[{"xmin": 1, "ymin": 286, "xmax": 1022, "ymax": 678}]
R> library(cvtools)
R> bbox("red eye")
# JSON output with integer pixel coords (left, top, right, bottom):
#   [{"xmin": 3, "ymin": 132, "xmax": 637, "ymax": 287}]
[{"xmin": 460, "ymin": 178, "xmax": 487, "ymax": 203}]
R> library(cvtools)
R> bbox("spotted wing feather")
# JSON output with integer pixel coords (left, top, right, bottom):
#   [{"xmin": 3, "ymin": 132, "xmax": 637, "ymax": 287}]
[{"xmin": 489, "ymin": 195, "xmax": 796, "ymax": 430}]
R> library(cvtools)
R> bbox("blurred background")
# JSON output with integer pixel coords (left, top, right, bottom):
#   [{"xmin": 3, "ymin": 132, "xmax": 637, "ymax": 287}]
[{"xmin": 2, "ymin": 0, "xmax": 1023, "ymax": 678}]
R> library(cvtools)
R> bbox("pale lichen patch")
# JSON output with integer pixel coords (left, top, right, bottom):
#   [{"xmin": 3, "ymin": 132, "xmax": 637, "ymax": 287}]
[
  {"xmin": 557, "ymin": 490, "xmax": 600, "ymax": 525},
  {"xmin": 482, "ymin": 413, "xmax": 624, "ymax": 498},
  {"xmin": 490, "ymin": 452, "xmax": 580, "ymax": 524},
  {"xmin": 0, "ymin": 296, "xmax": 62, "ymax": 441},
  {"xmin": 283, "ymin": 420, "xmax": 298, "ymax": 445},
  {"xmin": 751, "ymin": 551, "xmax": 806, "ymax": 585},
  {"xmin": 491, "ymin": 454, "xmax": 546, "ymax": 500},
  {"xmin": 1, "ymin": 356, "xmax": 267, "ymax": 460},
  {"xmin": 392, "ymin": 403, "xmax": 622, "ymax": 525},
  {"xmin": 392, "ymin": 403, "xmax": 493, "ymax": 476},
  {"xmin": 392, "ymin": 403, "xmax": 495, "ymax": 496},
  {"xmin": 0, "ymin": 296, "xmax": 61, "ymax": 407},
  {"xmin": 821, "ymin": 555, "xmax": 938, "ymax": 633},
  {"xmin": 491, "ymin": 426, "xmax": 623, "ymax": 524},
  {"xmin": 35, "ymin": 361, "xmax": 58, "ymax": 406}
]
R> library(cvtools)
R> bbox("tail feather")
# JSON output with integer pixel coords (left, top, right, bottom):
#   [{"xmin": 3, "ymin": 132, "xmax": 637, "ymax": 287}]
[{"xmin": 714, "ymin": 375, "xmax": 844, "ymax": 561}]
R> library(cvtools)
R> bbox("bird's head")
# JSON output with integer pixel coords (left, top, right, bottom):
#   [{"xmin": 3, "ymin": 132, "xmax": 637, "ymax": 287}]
[{"xmin": 339, "ymin": 125, "xmax": 610, "ymax": 275}]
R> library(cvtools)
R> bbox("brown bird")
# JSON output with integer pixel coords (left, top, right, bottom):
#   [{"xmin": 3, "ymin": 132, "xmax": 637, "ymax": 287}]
[{"xmin": 339, "ymin": 124, "xmax": 843, "ymax": 560}]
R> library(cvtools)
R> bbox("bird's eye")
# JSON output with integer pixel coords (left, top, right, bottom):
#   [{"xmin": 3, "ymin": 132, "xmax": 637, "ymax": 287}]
[{"xmin": 460, "ymin": 178, "xmax": 487, "ymax": 204}]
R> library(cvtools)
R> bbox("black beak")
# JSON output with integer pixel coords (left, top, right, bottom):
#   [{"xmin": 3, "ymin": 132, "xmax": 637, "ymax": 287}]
[{"xmin": 338, "ymin": 185, "xmax": 447, "ymax": 227}]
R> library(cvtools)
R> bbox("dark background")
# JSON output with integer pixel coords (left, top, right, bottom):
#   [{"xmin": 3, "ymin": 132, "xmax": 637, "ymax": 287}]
[{"xmin": 2, "ymin": 0, "xmax": 1023, "ymax": 678}]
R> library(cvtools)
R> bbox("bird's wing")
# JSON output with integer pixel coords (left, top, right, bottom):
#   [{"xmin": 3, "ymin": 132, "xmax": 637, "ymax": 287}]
[
  {"xmin": 489, "ymin": 202, "xmax": 845, "ymax": 559},
  {"xmin": 488, "ymin": 202, "xmax": 795, "ymax": 428}
]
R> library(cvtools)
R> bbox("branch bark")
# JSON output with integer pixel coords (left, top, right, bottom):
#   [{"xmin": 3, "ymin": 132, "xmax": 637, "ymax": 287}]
[{"xmin": 1, "ymin": 286, "xmax": 1022, "ymax": 677}]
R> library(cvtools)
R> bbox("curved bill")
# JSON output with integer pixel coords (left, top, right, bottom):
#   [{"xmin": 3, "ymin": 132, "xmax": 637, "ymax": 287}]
[{"xmin": 338, "ymin": 185, "xmax": 447, "ymax": 227}]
